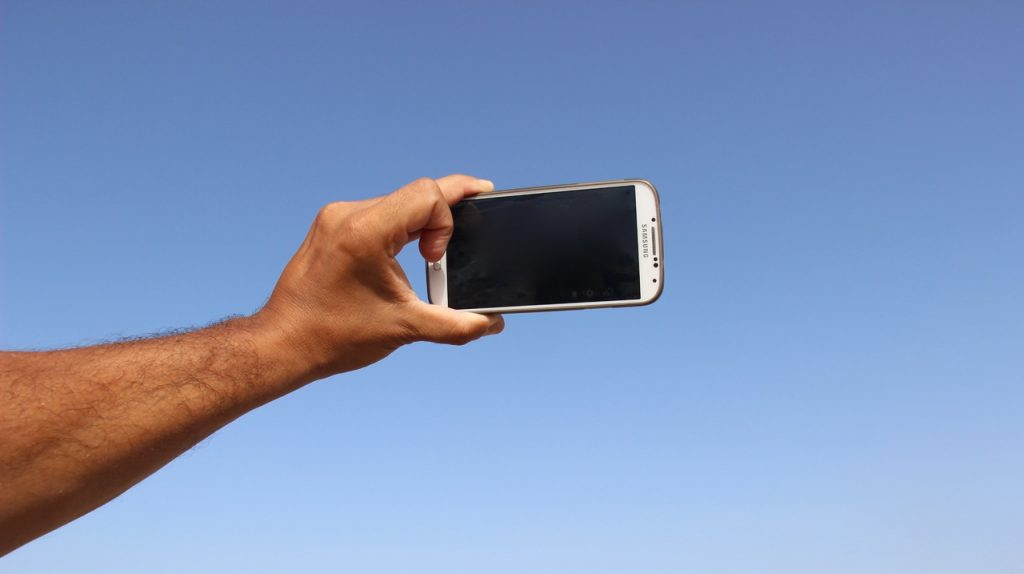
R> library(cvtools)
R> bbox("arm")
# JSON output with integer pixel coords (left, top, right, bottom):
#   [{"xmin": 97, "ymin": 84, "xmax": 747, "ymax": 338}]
[{"xmin": 0, "ymin": 175, "xmax": 503, "ymax": 556}]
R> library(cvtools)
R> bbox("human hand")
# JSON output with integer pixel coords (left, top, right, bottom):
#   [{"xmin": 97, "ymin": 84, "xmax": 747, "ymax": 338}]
[{"xmin": 254, "ymin": 175, "xmax": 504, "ymax": 380}]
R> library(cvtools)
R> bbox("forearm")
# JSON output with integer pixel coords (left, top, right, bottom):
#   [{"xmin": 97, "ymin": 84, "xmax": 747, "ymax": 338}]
[
  {"xmin": 0, "ymin": 175, "xmax": 501, "ymax": 555},
  {"xmin": 0, "ymin": 314, "xmax": 309, "ymax": 555}
]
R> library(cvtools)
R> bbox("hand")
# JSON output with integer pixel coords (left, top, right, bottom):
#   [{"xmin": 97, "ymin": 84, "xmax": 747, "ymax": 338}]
[{"xmin": 254, "ymin": 175, "xmax": 505, "ymax": 379}]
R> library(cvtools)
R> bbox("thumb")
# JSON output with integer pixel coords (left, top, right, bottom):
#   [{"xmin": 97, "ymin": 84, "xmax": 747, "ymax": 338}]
[{"xmin": 407, "ymin": 302, "xmax": 505, "ymax": 345}]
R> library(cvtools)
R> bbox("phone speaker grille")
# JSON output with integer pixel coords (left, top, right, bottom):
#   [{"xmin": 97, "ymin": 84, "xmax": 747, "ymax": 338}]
[{"xmin": 651, "ymin": 228, "xmax": 658, "ymax": 258}]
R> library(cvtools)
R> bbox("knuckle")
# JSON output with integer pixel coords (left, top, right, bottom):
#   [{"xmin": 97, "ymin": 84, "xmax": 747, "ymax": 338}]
[
  {"xmin": 406, "ymin": 177, "xmax": 444, "ymax": 202},
  {"xmin": 315, "ymin": 201, "xmax": 347, "ymax": 228},
  {"xmin": 411, "ymin": 177, "xmax": 439, "ymax": 192},
  {"xmin": 314, "ymin": 202, "xmax": 379, "ymax": 257}
]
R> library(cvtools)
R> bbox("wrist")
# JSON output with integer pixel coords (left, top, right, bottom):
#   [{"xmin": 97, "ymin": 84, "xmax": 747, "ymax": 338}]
[{"xmin": 232, "ymin": 311, "xmax": 323, "ymax": 399}]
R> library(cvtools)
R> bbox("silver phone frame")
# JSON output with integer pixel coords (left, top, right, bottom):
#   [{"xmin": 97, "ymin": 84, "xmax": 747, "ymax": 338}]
[{"xmin": 426, "ymin": 178, "xmax": 664, "ymax": 314}]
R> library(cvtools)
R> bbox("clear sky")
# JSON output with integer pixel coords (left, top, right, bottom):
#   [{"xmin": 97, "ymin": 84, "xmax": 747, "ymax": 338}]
[{"xmin": 2, "ymin": 1, "xmax": 1022, "ymax": 572}]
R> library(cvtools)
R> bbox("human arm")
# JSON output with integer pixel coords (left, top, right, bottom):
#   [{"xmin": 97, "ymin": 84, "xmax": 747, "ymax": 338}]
[{"xmin": 0, "ymin": 175, "xmax": 503, "ymax": 555}]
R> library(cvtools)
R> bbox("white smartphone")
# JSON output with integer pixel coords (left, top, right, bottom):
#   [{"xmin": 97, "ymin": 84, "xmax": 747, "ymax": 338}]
[{"xmin": 426, "ymin": 179, "xmax": 664, "ymax": 313}]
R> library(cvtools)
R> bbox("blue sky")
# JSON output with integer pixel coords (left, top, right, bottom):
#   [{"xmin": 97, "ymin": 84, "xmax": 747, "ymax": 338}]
[{"xmin": 2, "ymin": 1, "xmax": 1022, "ymax": 572}]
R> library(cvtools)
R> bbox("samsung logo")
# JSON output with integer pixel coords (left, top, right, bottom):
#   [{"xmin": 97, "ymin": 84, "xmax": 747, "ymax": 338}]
[{"xmin": 641, "ymin": 223, "xmax": 650, "ymax": 258}]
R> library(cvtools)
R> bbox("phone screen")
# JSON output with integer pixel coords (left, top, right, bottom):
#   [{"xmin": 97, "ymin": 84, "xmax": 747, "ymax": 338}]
[{"xmin": 446, "ymin": 185, "xmax": 641, "ymax": 310}]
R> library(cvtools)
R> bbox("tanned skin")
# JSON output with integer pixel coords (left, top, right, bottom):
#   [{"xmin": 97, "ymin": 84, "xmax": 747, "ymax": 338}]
[{"xmin": 0, "ymin": 175, "xmax": 504, "ymax": 556}]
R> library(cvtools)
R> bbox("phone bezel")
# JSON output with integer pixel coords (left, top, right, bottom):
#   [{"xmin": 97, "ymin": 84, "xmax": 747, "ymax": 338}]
[{"xmin": 426, "ymin": 178, "xmax": 664, "ymax": 313}]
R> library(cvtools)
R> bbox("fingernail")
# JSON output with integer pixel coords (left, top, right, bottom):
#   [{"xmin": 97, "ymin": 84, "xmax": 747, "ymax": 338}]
[
  {"xmin": 476, "ymin": 179, "xmax": 494, "ymax": 192},
  {"xmin": 486, "ymin": 318, "xmax": 504, "ymax": 336}
]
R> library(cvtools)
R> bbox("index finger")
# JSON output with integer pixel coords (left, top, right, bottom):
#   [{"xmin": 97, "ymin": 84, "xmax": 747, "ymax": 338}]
[
  {"xmin": 421, "ymin": 175, "xmax": 493, "ymax": 259},
  {"xmin": 374, "ymin": 176, "xmax": 493, "ymax": 261},
  {"xmin": 436, "ymin": 174, "xmax": 494, "ymax": 204},
  {"xmin": 404, "ymin": 174, "xmax": 495, "ymax": 244}
]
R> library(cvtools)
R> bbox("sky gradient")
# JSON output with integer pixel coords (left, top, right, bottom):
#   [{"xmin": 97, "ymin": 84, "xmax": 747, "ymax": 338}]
[{"xmin": 2, "ymin": 1, "xmax": 1023, "ymax": 572}]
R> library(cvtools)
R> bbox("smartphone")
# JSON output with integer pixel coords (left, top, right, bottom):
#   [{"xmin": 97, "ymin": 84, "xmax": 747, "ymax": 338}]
[{"xmin": 426, "ymin": 179, "xmax": 664, "ymax": 313}]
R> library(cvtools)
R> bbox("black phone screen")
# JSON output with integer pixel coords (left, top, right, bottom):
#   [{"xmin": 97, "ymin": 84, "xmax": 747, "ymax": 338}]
[{"xmin": 446, "ymin": 185, "xmax": 641, "ymax": 309}]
